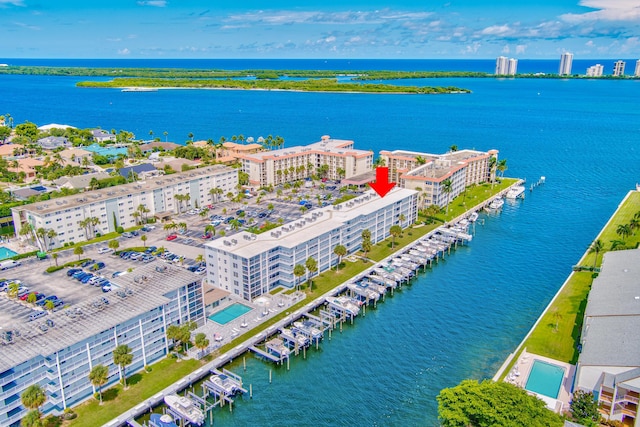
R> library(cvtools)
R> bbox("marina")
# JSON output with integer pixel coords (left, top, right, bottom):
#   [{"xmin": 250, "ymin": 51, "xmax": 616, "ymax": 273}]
[{"xmin": 125, "ymin": 199, "xmax": 491, "ymax": 426}]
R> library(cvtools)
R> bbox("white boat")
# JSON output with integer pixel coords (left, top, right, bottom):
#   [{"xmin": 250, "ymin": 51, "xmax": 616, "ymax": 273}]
[
  {"xmin": 209, "ymin": 373, "xmax": 242, "ymax": 395},
  {"xmin": 505, "ymin": 185, "xmax": 526, "ymax": 199},
  {"xmin": 150, "ymin": 414, "xmax": 177, "ymax": 427},
  {"xmin": 325, "ymin": 296, "xmax": 360, "ymax": 316},
  {"xmin": 469, "ymin": 211, "xmax": 479, "ymax": 222},
  {"xmin": 163, "ymin": 395, "xmax": 205, "ymax": 426},
  {"xmin": 487, "ymin": 198, "xmax": 504, "ymax": 210}
]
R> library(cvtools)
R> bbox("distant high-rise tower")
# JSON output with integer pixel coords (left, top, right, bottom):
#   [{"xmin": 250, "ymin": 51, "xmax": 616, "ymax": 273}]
[
  {"xmin": 559, "ymin": 53, "xmax": 573, "ymax": 76},
  {"xmin": 495, "ymin": 56, "xmax": 517, "ymax": 75},
  {"xmin": 495, "ymin": 56, "xmax": 508, "ymax": 75},
  {"xmin": 586, "ymin": 64, "xmax": 604, "ymax": 77},
  {"xmin": 508, "ymin": 58, "xmax": 518, "ymax": 75},
  {"xmin": 613, "ymin": 60, "xmax": 626, "ymax": 77},
  {"xmin": 635, "ymin": 60, "xmax": 640, "ymax": 77}
]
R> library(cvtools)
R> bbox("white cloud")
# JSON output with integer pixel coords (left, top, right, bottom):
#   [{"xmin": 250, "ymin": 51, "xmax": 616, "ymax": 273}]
[
  {"xmin": 561, "ymin": 0, "xmax": 640, "ymax": 22},
  {"xmin": 481, "ymin": 24, "xmax": 511, "ymax": 35},
  {"xmin": 117, "ymin": 48, "xmax": 131, "ymax": 55},
  {"xmin": 502, "ymin": 44, "xmax": 510, "ymax": 53},
  {"xmin": 515, "ymin": 44, "xmax": 527, "ymax": 54},
  {"xmin": 13, "ymin": 22, "xmax": 39, "ymax": 30},
  {"xmin": 0, "ymin": 0, "xmax": 24, "ymax": 6},
  {"xmin": 137, "ymin": 1, "xmax": 167, "ymax": 7},
  {"xmin": 585, "ymin": 40, "xmax": 595, "ymax": 47},
  {"xmin": 464, "ymin": 42, "xmax": 481, "ymax": 53}
]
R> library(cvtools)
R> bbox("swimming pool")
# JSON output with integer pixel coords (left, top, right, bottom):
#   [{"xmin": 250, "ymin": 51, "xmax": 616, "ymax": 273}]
[
  {"xmin": 525, "ymin": 360, "xmax": 565, "ymax": 399},
  {"xmin": 0, "ymin": 247, "xmax": 18, "ymax": 261},
  {"xmin": 208, "ymin": 303, "xmax": 252, "ymax": 325}
]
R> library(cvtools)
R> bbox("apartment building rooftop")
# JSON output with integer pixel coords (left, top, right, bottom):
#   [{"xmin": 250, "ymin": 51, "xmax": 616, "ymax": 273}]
[
  {"xmin": 0, "ymin": 264, "xmax": 201, "ymax": 372},
  {"xmin": 16, "ymin": 164, "xmax": 234, "ymax": 215},
  {"xmin": 238, "ymin": 137, "xmax": 371, "ymax": 162},
  {"xmin": 586, "ymin": 249, "xmax": 640, "ymax": 317},
  {"xmin": 207, "ymin": 188, "xmax": 416, "ymax": 259}
]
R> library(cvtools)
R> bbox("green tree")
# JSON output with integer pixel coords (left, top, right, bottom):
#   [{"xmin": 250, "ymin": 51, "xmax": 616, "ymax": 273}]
[
  {"xmin": 88, "ymin": 364, "xmax": 109, "ymax": 404},
  {"xmin": 8, "ymin": 281, "xmax": 20, "ymax": 298},
  {"xmin": 20, "ymin": 410, "xmax": 43, "ymax": 427},
  {"xmin": 293, "ymin": 264, "xmax": 306, "ymax": 291},
  {"xmin": 437, "ymin": 379, "xmax": 563, "ymax": 427},
  {"xmin": 166, "ymin": 322, "xmax": 197, "ymax": 352},
  {"xmin": 389, "ymin": 224, "xmax": 402, "ymax": 248},
  {"xmin": 333, "ymin": 244, "xmax": 347, "ymax": 271},
  {"xmin": 51, "ymin": 252, "xmax": 59, "ymax": 267},
  {"xmin": 588, "ymin": 239, "xmax": 604, "ymax": 270},
  {"xmin": 20, "ymin": 384, "xmax": 46, "ymax": 423},
  {"xmin": 441, "ymin": 179, "xmax": 453, "ymax": 214},
  {"xmin": 305, "ymin": 257, "xmax": 318, "ymax": 290},
  {"xmin": 108, "ymin": 239, "xmax": 120, "ymax": 251},
  {"xmin": 27, "ymin": 292, "xmax": 37, "ymax": 304},
  {"xmin": 74, "ymin": 245, "xmax": 84, "ymax": 261},
  {"xmin": 112, "ymin": 344, "xmax": 133, "ymax": 389},
  {"xmin": 140, "ymin": 234, "xmax": 147, "ymax": 247},
  {"xmin": 570, "ymin": 390, "xmax": 601, "ymax": 427},
  {"xmin": 616, "ymin": 223, "xmax": 631, "ymax": 242},
  {"xmin": 497, "ymin": 158, "xmax": 508, "ymax": 178},
  {"xmin": 194, "ymin": 332, "xmax": 210, "ymax": 352}
]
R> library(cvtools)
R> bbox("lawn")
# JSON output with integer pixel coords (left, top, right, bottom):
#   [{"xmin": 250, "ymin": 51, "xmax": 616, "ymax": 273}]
[
  {"xmin": 505, "ymin": 191, "xmax": 640, "ymax": 370},
  {"xmin": 67, "ymin": 358, "xmax": 201, "ymax": 427}
]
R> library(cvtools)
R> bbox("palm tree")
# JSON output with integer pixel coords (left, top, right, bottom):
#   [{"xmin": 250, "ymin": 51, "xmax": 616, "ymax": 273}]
[
  {"xmin": 178, "ymin": 222, "xmax": 188, "ymax": 233},
  {"xmin": 8, "ymin": 281, "xmax": 20, "ymax": 298},
  {"xmin": 333, "ymin": 244, "xmax": 347, "ymax": 271},
  {"xmin": 488, "ymin": 156, "xmax": 497, "ymax": 184},
  {"xmin": 194, "ymin": 332, "xmax": 209, "ymax": 353},
  {"xmin": 441, "ymin": 179, "xmax": 453, "ymax": 214},
  {"xmin": 163, "ymin": 131, "xmax": 168, "ymax": 142},
  {"xmin": 204, "ymin": 224, "xmax": 216, "ymax": 237},
  {"xmin": 449, "ymin": 145, "xmax": 458, "ymax": 152},
  {"xmin": 293, "ymin": 264, "xmax": 306, "ymax": 291},
  {"xmin": 141, "ymin": 234, "xmax": 147, "ymax": 247},
  {"xmin": 89, "ymin": 364, "xmax": 109, "ymax": 404},
  {"xmin": 588, "ymin": 239, "xmax": 604, "ymax": 270},
  {"xmin": 113, "ymin": 344, "xmax": 133, "ymax": 389},
  {"xmin": 74, "ymin": 245, "xmax": 84, "ymax": 261},
  {"xmin": 305, "ymin": 257, "xmax": 318, "ymax": 290},
  {"xmin": 616, "ymin": 224, "xmax": 631, "ymax": 242},
  {"xmin": 195, "ymin": 254, "xmax": 204, "ymax": 264},
  {"xmin": 21, "ymin": 384, "xmax": 46, "ymax": 424},
  {"xmin": 497, "ymin": 159, "xmax": 508, "ymax": 178},
  {"xmin": 389, "ymin": 225, "xmax": 402, "ymax": 248}
]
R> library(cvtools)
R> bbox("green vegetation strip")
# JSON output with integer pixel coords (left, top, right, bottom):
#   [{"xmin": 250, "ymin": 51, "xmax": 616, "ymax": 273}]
[
  {"xmin": 66, "ymin": 180, "xmax": 515, "ymax": 424},
  {"xmin": 68, "ymin": 358, "xmax": 201, "ymax": 427},
  {"xmin": 501, "ymin": 191, "xmax": 640, "ymax": 378},
  {"xmin": 76, "ymin": 77, "xmax": 469, "ymax": 94}
]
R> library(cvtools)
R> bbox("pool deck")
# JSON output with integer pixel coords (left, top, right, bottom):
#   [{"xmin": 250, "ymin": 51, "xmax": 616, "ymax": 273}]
[{"xmin": 504, "ymin": 349, "xmax": 575, "ymax": 414}]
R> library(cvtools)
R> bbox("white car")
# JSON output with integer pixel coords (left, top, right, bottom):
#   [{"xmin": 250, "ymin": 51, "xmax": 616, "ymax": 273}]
[{"xmin": 97, "ymin": 247, "xmax": 113, "ymax": 254}]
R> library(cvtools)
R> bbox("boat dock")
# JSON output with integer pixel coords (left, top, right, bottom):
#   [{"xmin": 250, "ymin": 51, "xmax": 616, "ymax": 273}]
[
  {"xmin": 203, "ymin": 368, "xmax": 247, "ymax": 408},
  {"xmin": 109, "ymin": 180, "xmax": 529, "ymax": 427}
]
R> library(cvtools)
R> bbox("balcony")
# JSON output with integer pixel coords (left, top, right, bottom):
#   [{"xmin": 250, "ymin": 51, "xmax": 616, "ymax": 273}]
[{"xmin": 601, "ymin": 391, "xmax": 614, "ymax": 403}]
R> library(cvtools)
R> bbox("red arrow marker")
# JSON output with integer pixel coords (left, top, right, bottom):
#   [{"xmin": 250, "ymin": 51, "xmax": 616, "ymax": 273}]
[{"xmin": 369, "ymin": 167, "xmax": 396, "ymax": 198}]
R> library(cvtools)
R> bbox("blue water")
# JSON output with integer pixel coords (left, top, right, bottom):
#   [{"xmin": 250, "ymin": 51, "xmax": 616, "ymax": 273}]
[
  {"xmin": 2, "ymin": 59, "xmax": 640, "ymax": 425},
  {"xmin": 525, "ymin": 360, "xmax": 566, "ymax": 399},
  {"xmin": 208, "ymin": 303, "xmax": 253, "ymax": 325},
  {"xmin": 0, "ymin": 247, "xmax": 18, "ymax": 261}
]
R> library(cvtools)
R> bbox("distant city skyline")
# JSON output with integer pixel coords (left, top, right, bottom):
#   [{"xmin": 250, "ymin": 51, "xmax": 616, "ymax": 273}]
[{"xmin": 1, "ymin": 0, "xmax": 639, "ymax": 59}]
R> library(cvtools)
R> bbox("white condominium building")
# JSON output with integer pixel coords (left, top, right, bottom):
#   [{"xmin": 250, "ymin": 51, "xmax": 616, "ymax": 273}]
[
  {"xmin": 559, "ymin": 52, "xmax": 574, "ymax": 76},
  {"xmin": 12, "ymin": 165, "xmax": 238, "ymax": 248},
  {"xmin": 613, "ymin": 60, "xmax": 626, "ymax": 77},
  {"xmin": 495, "ymin": 57, "xmax": 517, "ymax": 76},
  {"xmin": 379, "ymin": 148, "xmax": 498, "ymax": 207},
  {"xmin": 205, "ymin": 188, "xmax": 418, "ymax": 301},
  {"xmin": 586, "ymin": 64, "xmax": 604, "ymax": 77},
  {"xmin": 0, "ymin": 265, "xmax": 204, "ymax": 426},
  {"xmin": 635, "ymin": 60, "xmax": 640, "ymax": 77},
  {"xmin": 237, "ymin": 136, "xmax": 373, "ymax": 187}
]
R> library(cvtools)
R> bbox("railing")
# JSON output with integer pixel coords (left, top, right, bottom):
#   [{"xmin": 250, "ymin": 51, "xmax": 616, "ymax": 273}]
[
  {"xmin": 600, "ymin": 391, "xmax": 613, "ymax": 402},
  {"xmin": 619, "ymin": 394, "xmax": 640, "ymax": 404}
]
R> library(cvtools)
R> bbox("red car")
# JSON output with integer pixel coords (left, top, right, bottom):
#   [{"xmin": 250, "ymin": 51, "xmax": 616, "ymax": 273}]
[
  {"xmin": 21, "ymin": 292, "xmax": 42, "ymax": 301},
  {"xmin": 166, "ymin": 234, "xmax": 178, "ymax": 241},
  {"xmin": 201, "ymin": 233, "xmax": 212, "ymax": 240}
]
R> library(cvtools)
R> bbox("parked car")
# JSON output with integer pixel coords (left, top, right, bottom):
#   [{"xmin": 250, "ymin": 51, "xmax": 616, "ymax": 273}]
[
  {"xmin": 102, "ymin": 284, "xmax": 112, "ymax": 292},
  {"xmin": 112, "ymin": 271, "xmax": 123, "ymax": 278},
  {"xmin": 97, "ymin": 247, "xmax": 113, "ymax": 254},
  {"xmin": 29, "ymin": 311, "xmax": 47, "ymax": 321},
  {"xmin": 166, "ymin": 234, "xmax": 178, "ymax": 241},
  {"xmin": 131, "ymin": 230, "xmax": 139, "ymax": 236},
  {"xmin": 37, "ymin": 295, "xmax": 58, "ymax": 306},
  {"xmin": 81, "ymin": 259, "xmax": 95, "ymax": 268},
  {"xmin": 195, "ymin": 267, "xmax": 206, "ymax": 275},
  {"xmin": 122, "ymin": 232, "xmax": 134, "ymax": 238},
  {"xmin": 67, "ymin": 268, "xmax": 82, "ymax": 276},
  {"xmin": 94, "ymin": 262, "xmax": 106, "ymax": 270},
  {"xmin": 145, "ymin": 246, "xmax": 157, "ymax": 254},
  {"xmin": 201, "ymin": 233, "xmax": 212, "ymax": 240},
  {"xmin": 141, "ymin": 225, "xmax": 156, "ymax": 232},
  {"xmin": 129, "ymin": 253, "xmax": 142, "ymax": 261},
  {"xmin": 21, "ymin": 291, "xmax": 43, "ymax": 301},
  {"xmin": 81, "ymin": 274, "xmax": 95, "ymax": 284},
  {"xmin": 17, "ymin": 287, "xmax": 30, "ymax": 298}
]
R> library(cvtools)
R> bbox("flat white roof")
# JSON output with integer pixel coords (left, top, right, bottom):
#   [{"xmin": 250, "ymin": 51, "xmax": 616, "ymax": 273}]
[{"xmin": 206, "ymin": 188, "xmax": 416, "ymax": 258}]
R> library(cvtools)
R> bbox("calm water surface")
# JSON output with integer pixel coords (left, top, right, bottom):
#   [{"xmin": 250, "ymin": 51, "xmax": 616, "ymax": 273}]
[{"xmin": 2, "ymin": 60, "xmax": 640, "ymax": 426}]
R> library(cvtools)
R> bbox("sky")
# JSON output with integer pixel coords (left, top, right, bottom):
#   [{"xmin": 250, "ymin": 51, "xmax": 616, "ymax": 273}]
[{"xmin": 1, "ymin": 0, "xmax": 639, "ymax": 59}]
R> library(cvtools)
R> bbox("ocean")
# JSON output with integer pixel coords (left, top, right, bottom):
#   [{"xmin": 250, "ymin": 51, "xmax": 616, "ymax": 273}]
[{"xmin": 1, "ymin": 59, "xmax": 639, "ymax": 426}]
